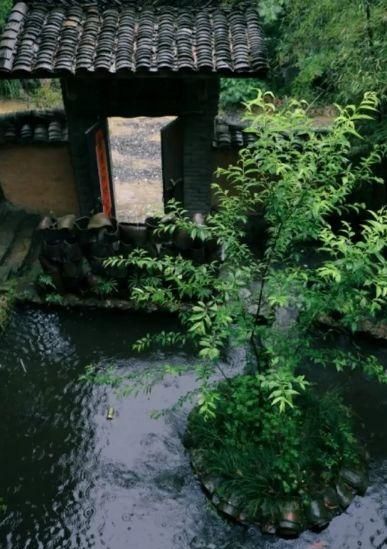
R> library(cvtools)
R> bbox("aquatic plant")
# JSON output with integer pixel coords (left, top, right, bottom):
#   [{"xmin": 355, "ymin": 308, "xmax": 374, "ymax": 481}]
[
  {"xmin": 93, "ymin": 278, "xmax": 118, "ymax": 298},
  {"xmin": 45, "ymin": 292, "xmax": 65, "ymax": 306}
]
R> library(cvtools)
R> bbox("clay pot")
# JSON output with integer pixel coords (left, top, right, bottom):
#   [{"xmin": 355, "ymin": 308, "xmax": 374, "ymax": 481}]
[
  {"xmin": 75, "ymin": 216, "xmax": 92, "ymax": 249},
  {"xmin": 102, "ymin": 217, "xmax": 119, "ymax": 243},
  {"xmin": 205, "ymin": 237, "xmax": 222, "ymax": 262},
  {"xmin": 38, "ymin": 216, "xmax": 56, "ymax": 231},
  {"xmin": 335, "ymin": 479, "xmax": 355, "ymax": 509},
  {"xmin": 142, "ymin": 242, "xmax": 159, "ymax": 258},
  {"xmin": 277, "ymin": 502, "xmax": 303, "ymax": 538},
  {"xmin": 105, "ymin": 262, "xmax": 128, "ymax": 281},
  {"xmin": 62, "ymin": 239, "xmax": 83, "ymax": 263},
  {"xmin": 145, "ymin": 216, "xmax": 163, "ymax": 243},
  {"xmin": 190, "ymin": 247, "xmax": 206, "ymax": 264},
  {"xmin": 61, "ymin": 261, "xmax": 84, "ymax": 292},
  {"xmin": 192, "ymin": 212, "xmax": 206, "ymax": 226},
  {"xmin": 177, "ymin": 212, "xmax": 207, "ymax": 257},
  {"xmin": 322, "ymin": 487, "xmax": 340, "ymax": 512},
  {"xmin": 339, "ymin": 468, "xmax": 368, "ymax": 496},
  {"xmin": 88, "ymin": 256, "xmax": 106, "ymax": 276},
  {"xmin": 37, "ymin": 215, "xmax": 59, "ymax": 244},
  {"xmin": 38, "ymin": 257, "xmax": 64, "ymax": 293},
  {"xmin": 119, "ymin": 241, "xmax": 134, "ymax": 256},
  {"xmin": 88, "ymin": 213, "xmax": 112, "ymax": 230},
  {"xmin": 61, "ymin": 261, "xmax": 82, "ymax": 279},
  {"xmin": 119, "ymin": 223, "xmax": 148, "ymax": 247},
  {"xmin": 305, "ymin": 499, "xmax": 330, "ymax": 530},
  {"xmin": 57, "ymin": 214, "xmax": 76, "ymax": 230},
  {"xmin": 89, "ymin": 229, "xmax": 118, "ymax": 259},
  {"xmin": 174, "ymin": 228, "xmax": 192, "ymax": 251},
  {"xmin": 158, "ymin": 242, "xmax": 178, "ymax": 258},
  {"xmin": 41, "ymin": 241, "xmax": 62, "ymax": 263}
]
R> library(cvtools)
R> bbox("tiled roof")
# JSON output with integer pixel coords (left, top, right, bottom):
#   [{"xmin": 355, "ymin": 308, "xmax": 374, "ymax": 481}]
[
  {"xmin": 0, "ymin": 1, "xmax": 267, "ymax": 77},
  {"xmin": 0, "ymin": 109, "xmax": 245, "ymax": 148},
  {"xmin": 213, "ymin": 118, "xmax": 253, "ymax": 148},
  {"xmin": 0, "ymin": 109, "xmax": 68, "ymax": 144}
]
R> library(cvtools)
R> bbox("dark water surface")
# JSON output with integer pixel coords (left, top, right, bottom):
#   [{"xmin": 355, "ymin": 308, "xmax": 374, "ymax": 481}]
[{"xmin": 0, "ymin": 307, "xmax": 386, "ymax": 549}]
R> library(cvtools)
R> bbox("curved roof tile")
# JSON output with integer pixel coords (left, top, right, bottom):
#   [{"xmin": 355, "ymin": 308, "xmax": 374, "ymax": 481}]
[{"xmin": 0, "ymin": 1, "xmax": 268, "ymax": 77}]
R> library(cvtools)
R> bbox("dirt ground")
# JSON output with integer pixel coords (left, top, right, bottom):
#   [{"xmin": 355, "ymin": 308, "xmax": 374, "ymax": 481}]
[
  {"xmin": 0, "ymin": 99, "xmax": 31, "ymax": 114},
  {"xmin": 108, "ymin": 116, "xmax": 174, "ymax": 223}
]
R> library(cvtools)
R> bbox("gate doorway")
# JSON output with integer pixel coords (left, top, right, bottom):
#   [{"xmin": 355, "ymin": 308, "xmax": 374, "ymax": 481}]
[{"xmin": 108, "ymin": 116, "xmax": 176, "ymax": 223}]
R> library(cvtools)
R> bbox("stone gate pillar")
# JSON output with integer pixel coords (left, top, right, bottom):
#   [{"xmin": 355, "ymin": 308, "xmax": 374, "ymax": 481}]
[
  {"xmin": 182, "ymin": 78, "xmax": 220, "ymax": 215},
  {"xmin": 61, "ymin": 79, "xmax": 101, "ymax": 216}
]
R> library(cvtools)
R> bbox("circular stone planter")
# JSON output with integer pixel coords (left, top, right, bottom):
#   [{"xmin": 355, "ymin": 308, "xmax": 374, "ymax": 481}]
[{"xmin": 186, "ymin": 422, "xmax": 369, "ymax": 538}]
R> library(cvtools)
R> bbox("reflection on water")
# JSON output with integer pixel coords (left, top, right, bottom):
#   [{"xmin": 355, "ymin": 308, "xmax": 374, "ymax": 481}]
[{"xmin": 0, "ymin": 307, "xmax": 386, "ymax": 549}]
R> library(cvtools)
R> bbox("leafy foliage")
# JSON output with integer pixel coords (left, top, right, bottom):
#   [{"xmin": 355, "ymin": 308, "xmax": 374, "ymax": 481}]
[
  {"xmin": 0, "ymin": 0, "xmax": 11, "ymax": 31},
  {"xmin": 93, "ymin": 278, "xmax": 118, "ymax": 298},
  {"xmin": 220, "ymin": 0, "xmax": 386, "ymax": 109},
  {"xmin": 276, "ymin": 0, "xmax": 387, "ymax": 104},
  {"xmin": 220, "ymin": 78, "xmax": 268, "ymax": 111},
  {"xmin": 0, "ymin": 0, "xmax": 22, "ymax": 99},
  {"xmin": 37, "ymin": 273, "xmax": 56, "ymax": 290},
  {"xmin": 86, "ymin": 91, "xmax": 387, "ymax": 419},
  {"xmin": 28, "ymin": 80, "xmax": 63, "ymax": 109},
  {"xmin": 45, "ymin": 293, "xmax": 65, "ymax": 305}
]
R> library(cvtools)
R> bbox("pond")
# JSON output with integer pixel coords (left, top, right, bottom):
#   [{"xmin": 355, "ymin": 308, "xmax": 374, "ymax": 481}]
[{"xmin": 0, "ymin": 307, "xmax": 386, "ymax": 549}]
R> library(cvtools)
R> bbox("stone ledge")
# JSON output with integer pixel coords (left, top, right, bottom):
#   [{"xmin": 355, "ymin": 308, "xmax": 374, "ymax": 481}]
[{"xmin": 319, "ymin": 314, "xmax": 387, "ymax": 342}]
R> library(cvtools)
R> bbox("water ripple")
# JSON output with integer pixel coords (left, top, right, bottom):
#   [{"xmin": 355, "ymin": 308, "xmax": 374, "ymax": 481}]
[{"xmin": 0, "ymin": 307, "xmax": 386, "ymax": 549}]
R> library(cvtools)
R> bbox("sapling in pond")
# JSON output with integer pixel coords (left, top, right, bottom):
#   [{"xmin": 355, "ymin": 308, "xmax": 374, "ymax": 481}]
[{"xmin": 84, "ymin": 91, "xmax": 387, "ymax": 534}]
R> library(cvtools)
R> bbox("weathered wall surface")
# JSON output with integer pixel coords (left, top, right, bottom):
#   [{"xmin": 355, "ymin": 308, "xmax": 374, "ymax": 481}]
[{"xmin": 0, "ymin": 145, "xmax": 78, "ymax": 216}]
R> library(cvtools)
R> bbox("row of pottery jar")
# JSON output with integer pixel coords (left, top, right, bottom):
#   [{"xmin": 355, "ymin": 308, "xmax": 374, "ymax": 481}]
[
  {"xmin": 191, "ymin": 447, "xmax": 368, "ymax": 539},
  {"xmin": 37, "ymin": 212, "xmax": 221, "ymax": 294},
  {"xmin": 275, "ymin": 465, "xmax": 368, "ymax": 537}
]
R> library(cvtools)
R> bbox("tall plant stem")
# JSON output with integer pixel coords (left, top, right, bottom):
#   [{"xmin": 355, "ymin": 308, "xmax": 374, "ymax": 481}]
[
  {"xmin": 214, "ymin": 361, "xmax": 232, "ymax": 385},
  {"xmin": 362, "ymin": 0, "xmax": 374, "ymax": 52},
  {"xmin": 249, "ymin": 188, "xmax": 308, "ymax": 371},
  {"xmin": 249, "ymin": 220, "xmax": 284, "ymax": 370}
]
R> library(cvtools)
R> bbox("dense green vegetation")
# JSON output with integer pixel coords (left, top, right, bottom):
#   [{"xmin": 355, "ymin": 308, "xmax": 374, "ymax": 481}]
[
  {"xmin": 0, "ymin": 0, "xmax": 11, "ymax": 29},
  {"xmin": 275, "ymin": 0, "xmax": 386, "ymax": 103},
  {"xmin": 221, "ymin": 0, "xmax": 386, "ymax": 109}
]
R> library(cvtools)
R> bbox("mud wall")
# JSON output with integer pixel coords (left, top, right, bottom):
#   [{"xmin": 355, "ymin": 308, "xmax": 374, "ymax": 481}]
[{"xmin": 0, "ymin": 144, "xmax": 79, "ymax": 216}]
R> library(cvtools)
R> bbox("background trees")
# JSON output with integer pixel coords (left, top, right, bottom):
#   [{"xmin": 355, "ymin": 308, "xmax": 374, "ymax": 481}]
[{"xmin": 221, "ymin": 0, "xmax": 386, "ymax": 108}]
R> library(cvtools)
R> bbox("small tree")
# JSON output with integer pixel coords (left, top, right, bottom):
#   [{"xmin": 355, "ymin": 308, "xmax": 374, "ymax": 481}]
[
  {"xmin": 85, "ymin": 91, "xmax": 387, "ymax": 530},
  {"xmin": 92, "ymin": 91, "xmax": 387, "ymax": 407}
]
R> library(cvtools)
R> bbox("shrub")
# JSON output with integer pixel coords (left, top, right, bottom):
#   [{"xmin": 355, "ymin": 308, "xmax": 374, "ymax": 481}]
[{"xmin": 185, "ymin": 376, "xmax": 361, "ymax": 520}]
